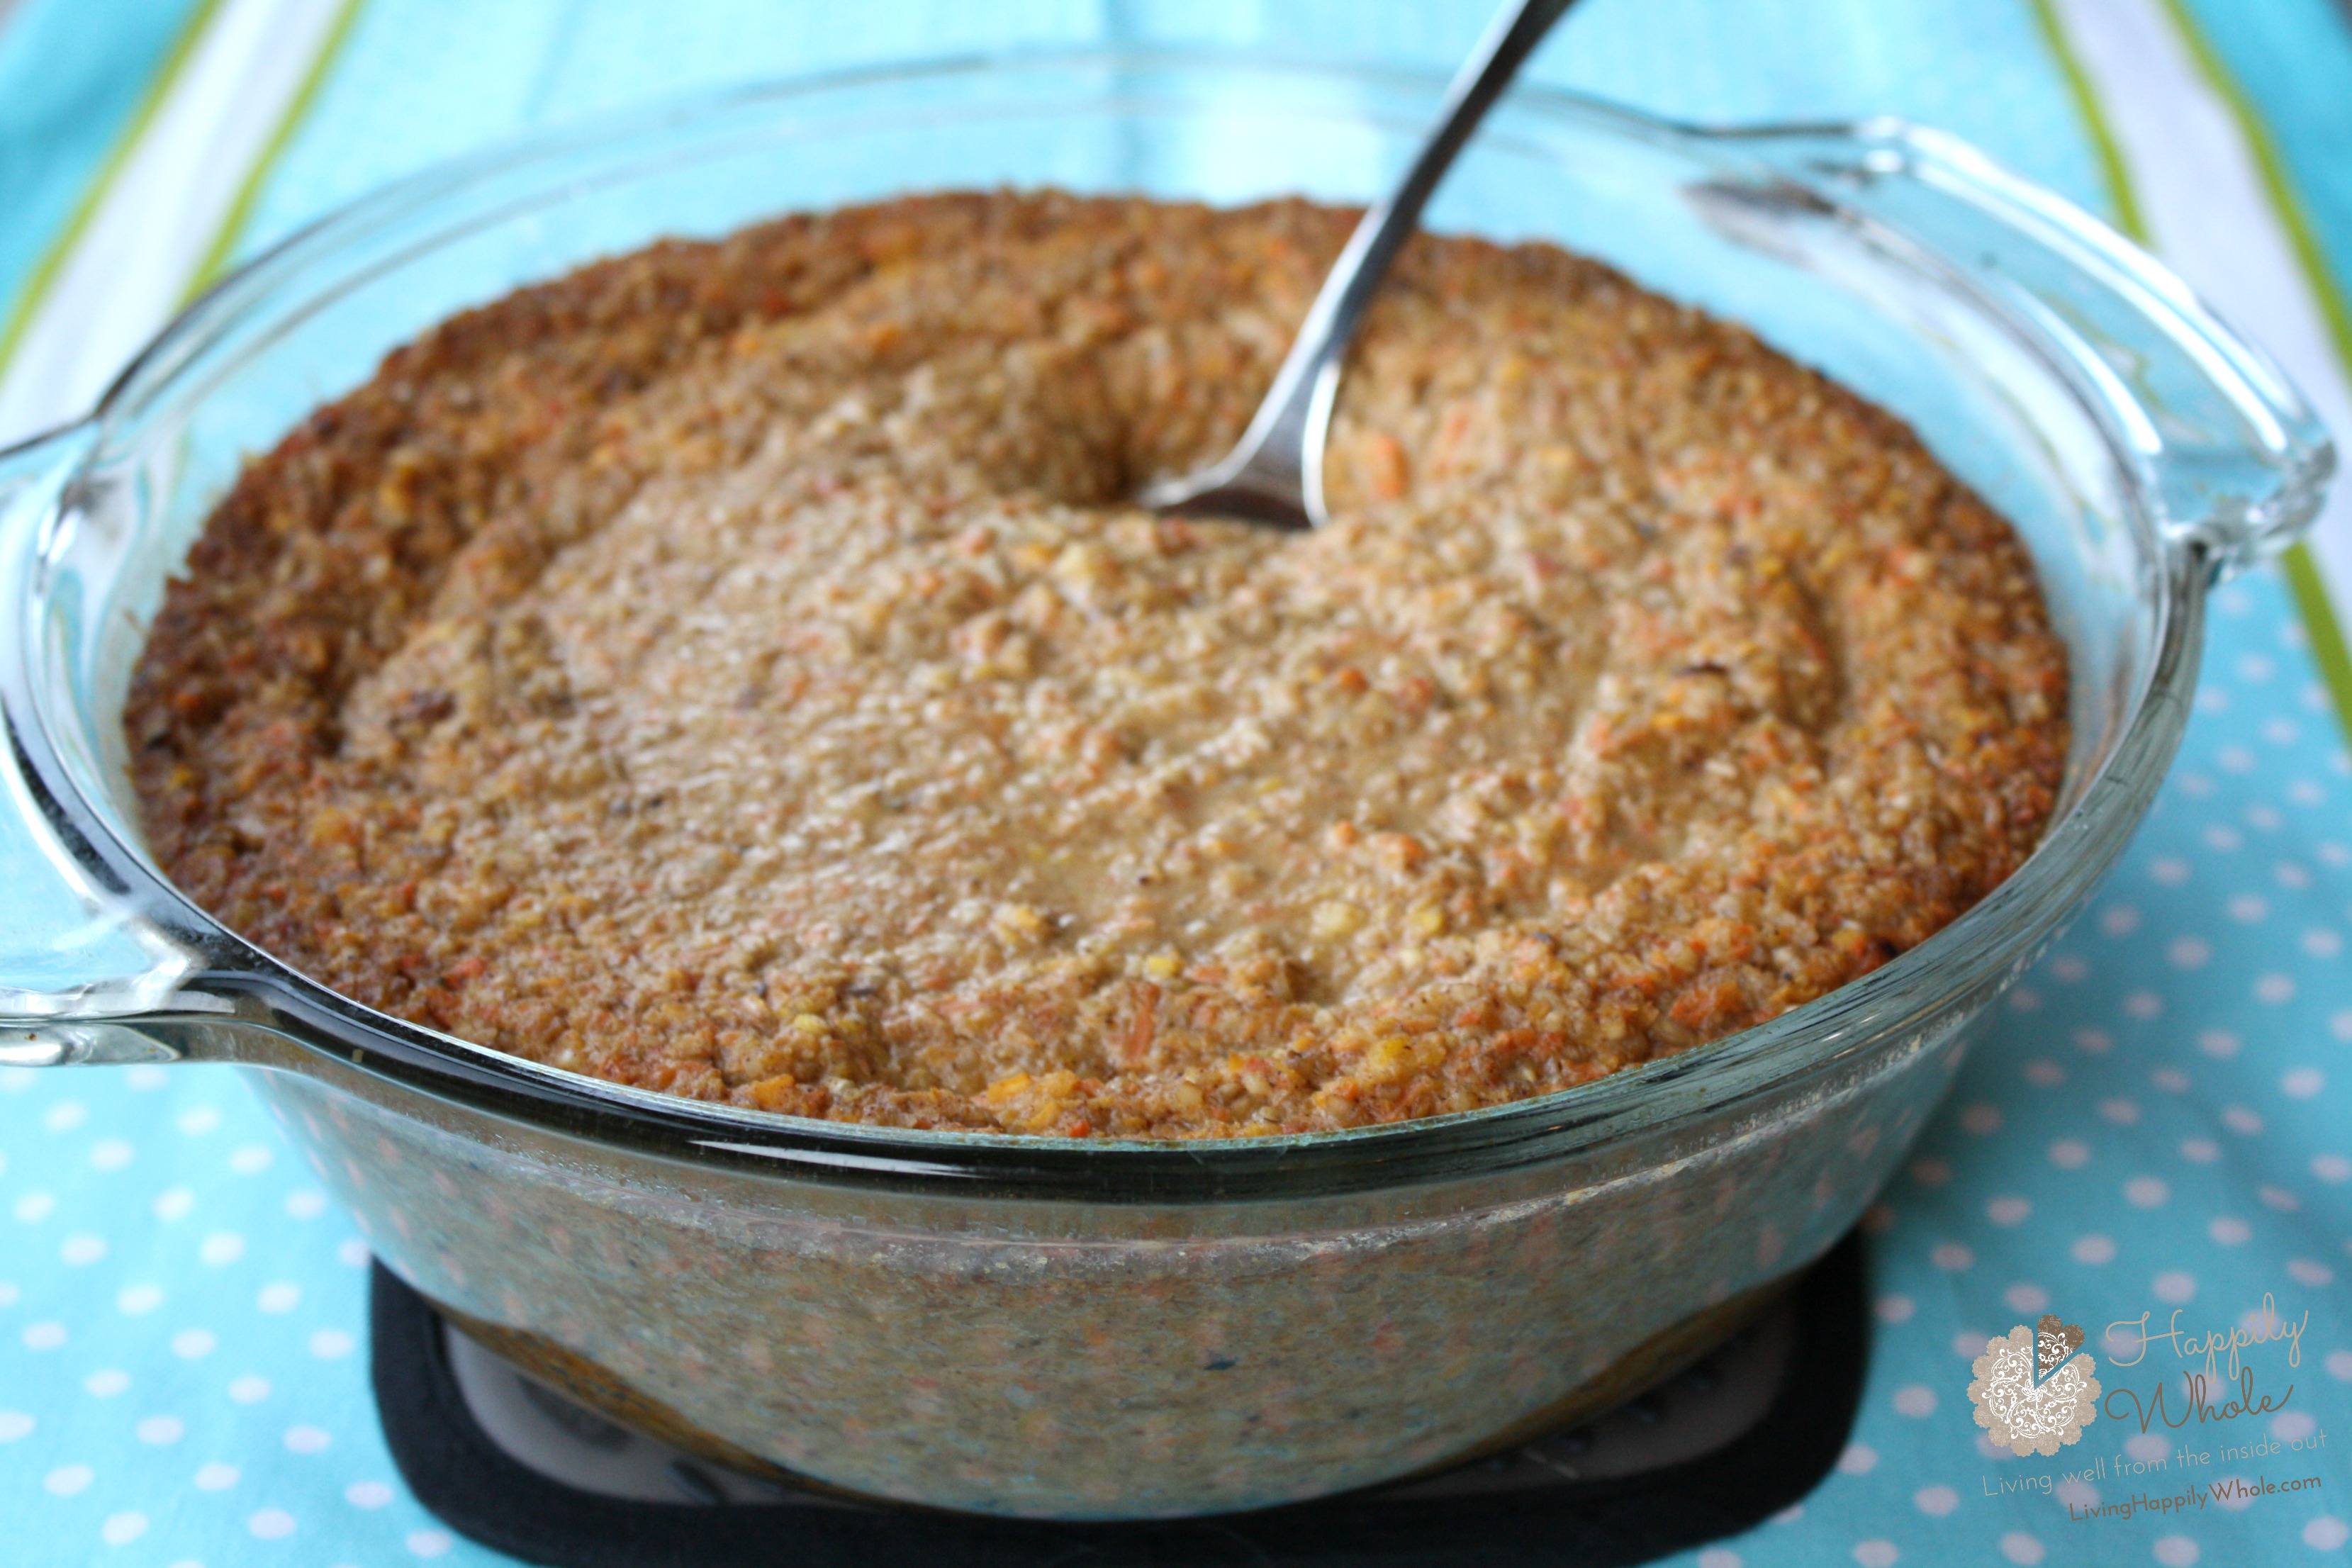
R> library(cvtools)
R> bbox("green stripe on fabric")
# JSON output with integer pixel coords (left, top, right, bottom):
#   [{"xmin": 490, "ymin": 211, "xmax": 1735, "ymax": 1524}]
[
  {"xmin": 0, "ymin": 0, "xmax": 227, "ymax": 382},
  {"xmin": 2155, "ymin": 0, "xmax": 2352, "ymax": 389},
  {"xmin": 2034, "ymin": 0, "xmax": 2352, "ymax": 745},
  {"xmin": 2025, "ymin": 0, "xmax": 2149, "ymax": 242},
  {"xmin": 2152, "ymin": 0, "xmax": 2352, "ymax": 746},
  {"xmin": 2276, "ymin": 535, "xmax": 2352, "ymax": 748},
  {"xmin": 2283, "ymin": 542, "xmax": 2352, "ymax": 732},
  {"xmin": 181, "ymin": 0, "xmax": 369, "ymax": 302}
]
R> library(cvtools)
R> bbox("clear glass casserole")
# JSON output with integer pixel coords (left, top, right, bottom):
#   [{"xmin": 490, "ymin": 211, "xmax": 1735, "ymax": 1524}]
[{"xmin": 0, "ymin": 52, "xmax": 2331, "ymax": 1518}]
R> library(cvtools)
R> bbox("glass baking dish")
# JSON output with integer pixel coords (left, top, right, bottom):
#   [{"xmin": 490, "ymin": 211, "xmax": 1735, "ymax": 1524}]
[{"xmin": 0, "ymin": 52, "xmax": 2331, "ymax": 1518}]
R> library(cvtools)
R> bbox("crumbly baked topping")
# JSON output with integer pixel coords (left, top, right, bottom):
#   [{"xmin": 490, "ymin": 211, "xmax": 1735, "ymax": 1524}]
[{"xmin": 130, "ymin": 192, "xmax": 2067, "ymax": 1138}]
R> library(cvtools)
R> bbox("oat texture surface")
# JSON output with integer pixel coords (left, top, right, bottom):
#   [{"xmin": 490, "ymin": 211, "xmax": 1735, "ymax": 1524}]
[{"xmin": 129, "ymin": 193, "xmax": 2068, "ymax": 1137}]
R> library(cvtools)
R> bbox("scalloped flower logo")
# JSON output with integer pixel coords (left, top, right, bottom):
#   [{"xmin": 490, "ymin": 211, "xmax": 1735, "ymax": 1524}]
[{"xmin": 1970, "ymin": 1313, "xmax": 2102, "ymax": 1456}]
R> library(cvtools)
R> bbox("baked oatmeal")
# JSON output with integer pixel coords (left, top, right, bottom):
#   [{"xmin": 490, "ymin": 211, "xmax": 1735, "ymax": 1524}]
[{"xmin": 128, "ymin": 192, "xmax": 2067, "ymax": 1138}]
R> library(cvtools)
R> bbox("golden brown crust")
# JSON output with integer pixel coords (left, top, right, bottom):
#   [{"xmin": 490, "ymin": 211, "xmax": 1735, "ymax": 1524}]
[{"xmin": 129, "ymin": 192, "xmax": 2067, "ymax": 1138}]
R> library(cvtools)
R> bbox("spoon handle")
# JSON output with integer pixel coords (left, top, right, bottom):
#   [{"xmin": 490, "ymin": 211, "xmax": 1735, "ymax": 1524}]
[{"xmin": 1146, "ymin": 0, "xmax": 1580, "ymax": 527}]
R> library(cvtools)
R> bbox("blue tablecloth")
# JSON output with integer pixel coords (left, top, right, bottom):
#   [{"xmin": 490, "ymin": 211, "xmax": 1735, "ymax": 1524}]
[{"xmin": 3, "ymin": 2, "xmax": 2349, "ymax": 1564}]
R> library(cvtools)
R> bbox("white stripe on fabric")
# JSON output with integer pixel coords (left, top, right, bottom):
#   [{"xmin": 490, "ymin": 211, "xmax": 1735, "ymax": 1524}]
[
  {"xmin": 2051, "ymin": 0, "xmax": 2352, "ymax": 617},
  {"xmin": 0, "ymin": 0, "xmax": 344, "ymax": 447}
]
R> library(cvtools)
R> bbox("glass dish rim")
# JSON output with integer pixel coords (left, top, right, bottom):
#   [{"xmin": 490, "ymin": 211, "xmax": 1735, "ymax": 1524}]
[{"xmin": 11, "ymin": 47, "xmax": 2212, "ymax": 1199}]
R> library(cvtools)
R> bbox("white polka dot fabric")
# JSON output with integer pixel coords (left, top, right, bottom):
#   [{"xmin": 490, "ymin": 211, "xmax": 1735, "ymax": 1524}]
[{"xmin": 1, "ymin": 1054, "xmax": 442, "ymax": 1561}]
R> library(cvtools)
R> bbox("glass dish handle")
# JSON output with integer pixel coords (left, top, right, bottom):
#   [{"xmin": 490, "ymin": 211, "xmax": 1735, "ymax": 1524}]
[
  {"xmin": 1703, "ymin": 121, "xmax": 2336, "ymax": 580},
  {"xmin": 1, "ymin": 422, "xmax": 205, "ymax": 1065}
]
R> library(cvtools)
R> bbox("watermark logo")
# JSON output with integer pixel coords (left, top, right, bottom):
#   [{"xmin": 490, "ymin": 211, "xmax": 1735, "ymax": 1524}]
[
  {"xmin": 1970, "ymin": 1313, "xmax": 2102, "ymax": 1456},
  {"xmin": 1963, "ymin": 1290, "xmax": 2325, "ymax": 1529}
]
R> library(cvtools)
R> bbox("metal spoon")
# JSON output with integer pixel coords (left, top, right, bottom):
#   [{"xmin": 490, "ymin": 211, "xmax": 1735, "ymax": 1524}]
[{"xmin": 1141, "ymin": 0, "xmax": 1581, "ymax": 530}]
